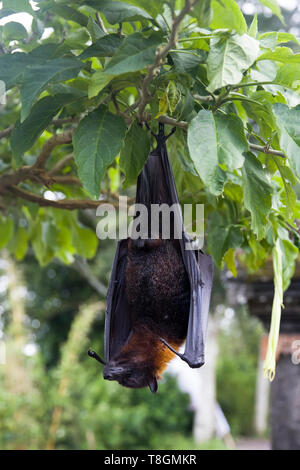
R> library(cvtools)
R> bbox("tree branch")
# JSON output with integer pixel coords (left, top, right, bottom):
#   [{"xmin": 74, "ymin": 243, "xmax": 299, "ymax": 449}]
[
  {"xmin": 137, "ymin": 0, "xmax": 199, "ymax": 122},
  {"xmin": 0, "ymin": 125, "xmax": 14, "ymax": 139},
  {"xmin": 48, "ymin": 153, "xmax": 74, "ymax": 176},
  {"xmin": 33, "ymin": 131, "xmax": 74, "ymax": 169},
  {"xmin": 249, "ymin": 143, "xmax": 286, "ymax": 158},
  {"xmin": 7, "ymin": 186, "xmax": 118, "ymax": 210}
]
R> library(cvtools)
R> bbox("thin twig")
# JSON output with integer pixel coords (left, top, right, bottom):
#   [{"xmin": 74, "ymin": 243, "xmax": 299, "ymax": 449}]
[
  {"xmin": 137, "ymin": 0, "xmax": 199, "ymax": 122},
  {"xmin": 249, "ymin": 143, "xmax": 286, "ymax": 158},
  {"xmin": 48, "ymin": 153, "xmax": 74, "ymax": 176},
  {"xmin": 0, "ymin": 126, "xmax": 14, "ymax": 139}
]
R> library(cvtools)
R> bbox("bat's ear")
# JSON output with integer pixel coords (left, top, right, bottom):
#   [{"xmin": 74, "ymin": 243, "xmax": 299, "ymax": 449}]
[{"xmin": 149, "ymin": 377, "xmax": 158, "ymax": 394}]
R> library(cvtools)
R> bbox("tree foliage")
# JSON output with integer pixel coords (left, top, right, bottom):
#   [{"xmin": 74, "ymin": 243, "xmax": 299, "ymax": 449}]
[{"xmin": 1, "ymin": 0, "xmax": 300, "ymax": 377}]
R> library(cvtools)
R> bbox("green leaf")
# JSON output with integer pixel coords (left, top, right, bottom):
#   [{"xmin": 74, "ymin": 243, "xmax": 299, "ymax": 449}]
[
  {"xmin": 258, "ymin": 47, "xmax": 300, "ymax": 64},
  {"xmin": 89, "ymin": 0, "xmax": 152, "ymax": 24},
  {"xmin": 3, "ymin": 21, "xmax": 27, "ymax": 40},
  {"xmin": 208, "ymin": 215, "xmax": 244, "ymax": 267},
  {"xmin": 88, "ymin": 71, "xmax": 114, "ymax": 98},
  {"xmin": 273, "ymin": 103, "xmax": 300, "ymax": 179},
  {"xmin": 2, "ymin": 0, "xmax": 34, "ymax": 15},
  {"xmin": 242, "ymin": 152, "xmax": 272, "ymax": 239},
  {"xmin": 207, "ymin": 33, "xmax": 260, "ymax": 93},
  {"xmin": 210, "ymin": 0, "xmax": 247, "ymax": 34},
  {"xmin": 105, "ymin": 32, "xmax": 162, "ymax": 75},
  {"xmin": 280, "ymin": 238, "xmax": 298, "ymax": 291},
  {"xmin": 0, "ymin": 214, "xmax": 14, "ymax": 250},
  {"xmin": 71, "ymin": 222, "xmax": 98, "ymax": 259},
  {"xmin": 80, "ymin": 34, "xmax": 123, "ymax": 59},
  {"xmin": 258, "ymin": 0, "xmax": 284, "ymax": 24},
  {"xmin": 87, "ymin": 17, "xmax": 106, "ymax": 42},
  {"xmin": 248, "ymin": 14, "xmax": 258, "ymax": 38},
  {"xmin": 275, "ymin": 161, "xmax": 297, "ymax": 220},
  {"xmin": 119, "ymin": 121, "xmax": 150, "ymax": 187},
  {"xmin": 117, "ymin": 0, "xmax": 163, "ymax": 17},
  {"xmin": 275, "ymin": 64, "xmax": 300, "ymax": 91},
  {"xmin": 73, "ymin": 105, "xmax": 127, "ymax": 197},
  {"xmin": 259, "ymin": 31, "xmax": 299, "ymax": 49},
  {"xmin": 10, "ymin": 94, "xmax": 77, "ymax": 166},
  {"xmin": 190, "ymin": 0, "xmax": 212, "ymax": 27},
  {"xmin": 187, "ymin": 110, "xmax": 248, "ymax": 195},
  {"xmin": 51, "ymin": 5, "xmax": 88, "ymax": 26},
  {"xmin": 13, "ymin": 226, "xmax": 28, "ymax": 261},
  {"xmin": 20, "ymin": 57, "xmax": 84, "ymax": 121},
  {"xmin": 263, "ymin": 237, "xmax": 283, "ymax": 381},
  {"xmin": 170, "ymin": 50, "xmax": 207, "ymax": 75}
]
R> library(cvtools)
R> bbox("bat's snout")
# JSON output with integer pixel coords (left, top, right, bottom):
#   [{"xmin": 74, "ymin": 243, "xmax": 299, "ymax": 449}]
[{"xmin": 103, "ymin": 365, "xmax": 124, "ymax": 381}]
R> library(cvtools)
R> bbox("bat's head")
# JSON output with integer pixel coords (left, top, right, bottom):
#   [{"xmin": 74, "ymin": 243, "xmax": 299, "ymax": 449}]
[{"xmin": 103, "ymin": 359, "xmax": 158, "ymax": 393}]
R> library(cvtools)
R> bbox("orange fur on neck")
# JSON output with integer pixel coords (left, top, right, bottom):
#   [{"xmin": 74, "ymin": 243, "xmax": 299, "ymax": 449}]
[{"xmin": 121, "ymin": 326, "xmax": 183, "ymax": 379}]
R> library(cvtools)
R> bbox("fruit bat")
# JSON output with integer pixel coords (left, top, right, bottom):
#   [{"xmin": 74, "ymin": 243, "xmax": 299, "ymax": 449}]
[{"xmin": 88, "ymin": 123, "xmax": 213, "ymax": 393}]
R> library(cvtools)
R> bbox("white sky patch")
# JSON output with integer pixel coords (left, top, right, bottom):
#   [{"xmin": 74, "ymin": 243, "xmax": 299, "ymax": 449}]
[
  {"xmin": 278, "ymin": 0, "xmax": 298, "ymax": 11},
  {"xmin": 0, "ymin": 12, "xmax": 33, "ymax": 31}
]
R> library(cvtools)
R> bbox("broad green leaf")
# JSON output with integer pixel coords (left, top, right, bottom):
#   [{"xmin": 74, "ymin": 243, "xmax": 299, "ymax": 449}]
[
  {"xmin": 88, "ymin": 71, "xmax": 114, "ymax": 98},
  {"xmin": 118, "ymin": 0, "xmax": 163, "ymax": 17},
  {"xmin": 80, "ymin": 34, "xmax": 123, "ymax": 59},
  {"xmin": 2, "ymin": 0, "xmax": 34, "ymax": 15},
  {"xmin": 170, "ymin": 50, "xmax": 207, "ymax": 75},
  {"xmin": 259, "ymin": 31, "xmax": 299, "ymax": 49},
  {"xmin": 275, "ymin": 161, "xmax": 297, "ymax": 220},
  {"xmin": 210, "ymin": 0, "xmax": 247, "ymax": 35},
  {"xmin": 71, "ymin": 222, "xmax": 98, "ymax": 259},
  {"xmin": 20, "ymin": 57, "xmax": 84, "ymax": 121},
  {"xmin": 207, "ymin": 214, "xmax": 244, "ymax": 266},
  {"xmin": 105, "ymin": 32, "xmax": 162, "ymax": 75},
  {"xmin": 273, "ymin": 103, "xmax": 300, "ymax": 179},
  {"xmin": 191, "ymin": 0, "xmax": 212, "ymax": 27},
  {"xmin": 207, "ymin": 33, "xmax": 260, "ymax": 93},
  {"xmin": 87, "ymin": 17, "xmax": 106, "ymax": 42},
  {"xmin": 0, "ymin": 215, "xmax": 14, "ymax": 250},
  {"xmin": 51, "ymin": 5, "xmax": 88, "ymax": 26},
  {"xmin": 10, "ymin": 94, "xmax": 77, "ymax": 165},
  {"xmin": 73, "ymin": 105, "xmax": 126, "ymax": 197},
  {"xmin": 87, "ymin": 0, "xmax": 152, "ymax": 24},
  {"xmin": 281, "ymin": 238, "xmax": 298, "ymax": 291},
  {"xmin": 242, "ymin": 152, "xmax": 272, "ymax": 239},
  {"xmin": 258, "ymin": 47, "xmax": 300, "ymax": 64},
  {"xmin": 13, "ymin": 226, "xmax": 28, "ymax": 261},
  {"xmin": 241, "ymin": 90, "xmax": 277, "ymax": 140},
  {"xmin": 119, "ymin": 121, "xmax": 150, "ymax": 187},
  {"xmin": 187, "ymin": 110, "xmax": 248, "ymax": 195},
  {"xmin": 275, "ymin": 64, "xmax": 300, "ymax": 91},
  {"xmin": 258, "ymin": 0, "xmax": 284, "ymax": 24},
  {"xmin": 0, "ymin": 53, "xmax": 34, "ymax": 89},
  {"xmin": 3, "ymin": 21, "xmax": 27, "ymax": 40}
]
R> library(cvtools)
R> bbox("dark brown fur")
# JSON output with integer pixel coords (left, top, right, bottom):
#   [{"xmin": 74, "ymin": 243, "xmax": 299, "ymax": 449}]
[{"xmin": 103, "ymin": 237, "xmax": 190, "ymax": 391}]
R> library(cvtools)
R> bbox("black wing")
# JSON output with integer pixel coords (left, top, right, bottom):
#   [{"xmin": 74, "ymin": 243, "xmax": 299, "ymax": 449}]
[
  {"xmin": 104, "ymin": 238, "xmax": 131, "ymax": 362},
  {"xmin": 154, "ymin": 127, "xmax": 214, "ymax": 367}
]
